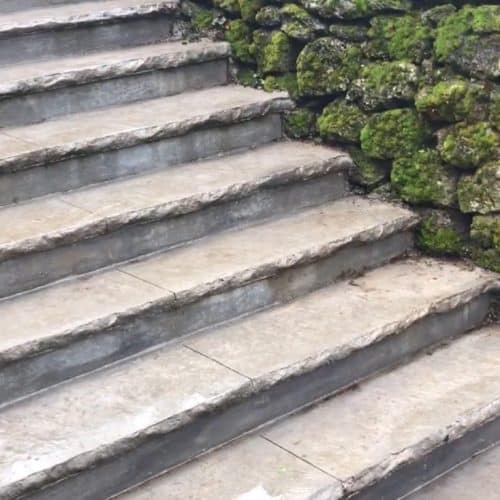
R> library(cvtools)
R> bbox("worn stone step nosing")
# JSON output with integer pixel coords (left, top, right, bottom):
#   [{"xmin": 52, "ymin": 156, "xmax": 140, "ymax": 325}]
[
  {"xmin": 0, "ymin": 286, "xmax": 494, "ymax": 500},
  {"xmin": 0, "ymin": 154, "xmax": 351, "ymax": 262},
  {"xmin": 0, "ymin": 1, "xmax": 179, "ymax": 38},
  {"xmin": 0, "ymin": 96, "xmax": 293, "ymax": 173},
  {"xmin": 0, "ymin": 42, "xmax": 231, "ymax": 98},
  {"xmin": 0, "ymin": 220, "xmax": 416, "ymax": 403},
  {"xmin": 0, "ymin": 214, "xmax": 418, "ymax": 368}
]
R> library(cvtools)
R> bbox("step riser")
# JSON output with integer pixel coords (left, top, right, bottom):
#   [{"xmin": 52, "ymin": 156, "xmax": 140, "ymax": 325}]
[
  {"xmin": 1, "ymin": 230, "xmax": 412, "ymax": 405},
  {"xmin": 0, "ymin": 170, "xmax": 348, "ymax": 299},
  {"xmin": 0, "ymin": 0, "xmax": 92, "ymax": 14},
  {"xmin": 352, "ymin": 397, "xmax": 500, "ymax": 500},
  {"xmin": 0, "ymin": 60, "xmax": 229, "ymax": 128},
  {"xmin": 13, "ymin": 294, "xmax": 491, "ymax": 500},
  {"xmin": 0, "ymin": 114, "xmax": 283, "ymax": 205},
  {"xmin": 0, "ymin": 16, "xmax": 182, "ymax": 65}
]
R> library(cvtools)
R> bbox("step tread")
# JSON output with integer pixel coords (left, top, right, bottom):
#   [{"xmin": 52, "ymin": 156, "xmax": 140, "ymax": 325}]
[
  {"xmin": 0, "ymin": 85, "xmax": 291, "ymax": 172},
  {"xmin": 409, "ymin": 443, "xmax": 500, "ymax": 499},
  {"xmin": 119, "ymin": 323, "xmax": 500, "ymax": 500},
  {"xmin": 0, "ymin": 196, "xmax": 417, "ymax": 361},
  {"xmin": 0, "ymin": 0, "xmax": 178, "ymax": 37},
  {"xmin": 0, "ymin": 142, "xmax": 349, "ymax": 260},
  {"xmin": 0, "ymin": 260, "xmax": 495, "ymax": 495},
  {"xmin": 0, "ymin": 40, "xmax": 230, "ymax": 97}
]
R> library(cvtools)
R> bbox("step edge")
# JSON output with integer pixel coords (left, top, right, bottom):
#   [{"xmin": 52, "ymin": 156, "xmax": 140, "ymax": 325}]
[
  {"xmin": 0, "ymin": 1, "xmax": 179, "ymax": 38},
  {"xmin": 0, "ymin": 42, "xmax": 231, "ymax": 98},
  {"xmin": 0, "ymin": 209, "xmax": 418, "ymax": 367},
  {"xmin": 0, "ymin": 279, "xmax": 495, "ymax": 499},
  {"xmin": 0, "ymin": 93, "xmax": 294, "ymax": 173},
  {"xmin": 0, "ymin": 152, "xmax": 352, "ymax": 261}
]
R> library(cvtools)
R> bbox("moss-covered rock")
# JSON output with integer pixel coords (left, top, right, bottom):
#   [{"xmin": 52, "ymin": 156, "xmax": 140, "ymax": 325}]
[
  {"xmin": 470, "ymin": 214, "xmax": 500, "ymax": 272},
  {"xmin": 329, "ymin": 23, "xmax": 369, "ymax": 42},
  {"xmin": 284, "ymin": 108, "xmax": 317, "ymax": 138},
  {"xmin": 438, "ymin": 121, "xmax": 499, "ymax": 169},
  {"xmin": 255, "ymin": 6, "xmax": 282, "ymax": 27},
  {"xmin": 360, "ymin": 108, "xmax": 431, "ymax": 160},
  {"xmin": 317, "ymin": 99, "xmax": 367, "ymax": 144},
  {"xmin": 213, "ymin": 0, "xmax": 240, "ymax": 15},
  {"xmin": 434, "ymin": 5, "xmax": 500, "ymax": 62},
  {"xmin": 347, "ymin": 146, "xmax": 389, "ymax": 187},
  {"xmin": 491, "ymin": 91, "xmax": 500, "ymax": 131},
  {"xmin": 367, "ymin": 14, "xmax": 433, "ymax": 62},
  {"xmin": 263, "ymin": 73, "xmax": 298, "ymax": 98},
  {"xmin": 280, "ymin": 4, "xmax": 326, "ymax": 41},
  {"xmin": 416, "ymin": 211, "xmax": 464, "ymax": 256},
  {"xmin": 421, "ymin": 4, "xmax": 457, "ymax": 28},
  {"xmin": 225, "ymin": 20, "xmax": 254, "ymax": 65},
  {"xmin": 298, "ymin": 0, "xmax": 411, "ymax": 20},
  {"xmin": 253, "ymin": 30, "xmax": 295, "ymax": 74},
  {"xmin": 296, "ymin": 37, "xmax": 362, "ymax": 97},
  {"xmin": 415, "ymin": 79, "xmax": 489, "ymax": 123},
  {"xmin": 391, "ymin": 149, "xmax": 457, "ymax": 207},
  {"xmin": 458, "ymin": 161, "xmax": 500, "ymax": 214},
  {"xmin": 239, "ymin": 0, "xmax": 263, "ymax": 22},
  {"xmin": 236, "ymin": 67, "xmax": 261, "ymax": 87},
  {"xmin": 347, "ymin": 61, "xmax": 419, "ymax": 111}
]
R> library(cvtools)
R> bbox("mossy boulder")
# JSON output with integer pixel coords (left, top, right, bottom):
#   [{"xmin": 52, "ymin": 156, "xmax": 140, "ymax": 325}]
[
  {"xmin": 280, "ymin": 4, "xmax": 326, "ymax": 41},
  {"xmin": 284, "ymin": 108, "xmax": 317, "ymax": 138},
  {"xmin": 458, "ymin": 161, "xmax": 500, "ymax": 214},
  {"xmin": 255, "ymin": 6, "xmax": 282, "ymax": 27},
  {"xmin": 239, "ymin": 0, "xmax": 264, "ymax": 22},
  {"xmin": 347, "ymin": 146, "xmax": 389, "ymax": 188},
  {"xmin": 360, "ymin": 108, "xmax": 431, "ymax": 160},
  {"xmin": 225, "ymin": 20, "xmax": 254, "ymax": 64},
  {"xmin": 437, "ymin": 121, "xmax": 499, "ymax": 169},
  {"xmin": 347, "ymin": 61, "xmax": 419, "ymax": 111},
  {"xmin": 416, "ymin": 211, "xmax": 464, "ymax": 256},
  {"xmin": 317, "ymin": 99, "xmax": 367, "ymax": 144},
  {"xmin": 470, "ymin": 214, "xmax": 500, "ymax": 272},
  {"xmin": 415, "ymin": 80, "xmax": 489, "ymax": 123},
  {"xmin": 421, "ymin": 4, "xmax": 457, "ymax": 28},
  {"xmin": 434, "ymin": 5, "xmax": 500, "ymax": 76},
  {"xmin": 298, "ymin": 0, "xmax": 411, "ymax": 20},
  {"xmin": 263, "ymin": 73, "xmax": 298, "ymax": 98},
  {"xmin": 296, "ymin": 37, "xmax": 362, "ymax": 97},
  {"xmin": 367, "ymin": 14, "xmax": 433, "ymax": 62},
  {"xmin": 391, "ymin": 149, "xmax": 457, "ymax": 207},
  {"xmin": 253, "ymin": 30, "xmax": 295, "ymax": 74},
  {"xmin": 329, "ymin": 23, "xmax": 369, "ymax": 42},
  {"xmin": 213, "ymin": 0, "xmax": 240, "ymax": 15}
]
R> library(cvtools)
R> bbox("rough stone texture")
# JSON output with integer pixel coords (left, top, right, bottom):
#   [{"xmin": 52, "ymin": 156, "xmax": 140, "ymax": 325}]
[
  {"xmin": 0, "ymin": 197, "xmax": 416, "ymax": 366},
  {"xmin": 0, "ymin": 259, "xmax": 495, "ymax": 498},
  {"xmin": 0, "ymin": 85, "xmax": 292, "ymax": 173},
  {"xmin": 458, "ymin": 161, "xmax": 500, "ymax": 214}
]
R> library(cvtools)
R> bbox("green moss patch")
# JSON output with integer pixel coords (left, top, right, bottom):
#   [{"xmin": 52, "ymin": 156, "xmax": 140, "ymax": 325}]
[
  {"xmin": 360, "ymin": 108, "xmax": 431, "ymax": 159},
  {"xmin": 263, "ymin": 73, "xmax": 299, "ymax": 98},
  {"xmin": 416, "ymin": 212, "xmax": 464, "ymax": 256},
  {"xmin": 458, "ymin": 161, "xmax": 500, "ymax": 214},
  {"xmin": 347, "ymin": 146, "xmax": 389, "ymax": 187},
  {"xmin": 253, "ymin": 30, "xmax": 294, "ymax": 74},
  {"xmin": 284, "ymin": 108, "xmax": 317, "ymax": 138},
  {"xmin": 317, "ymin": 99, "xmax": 368, "ymax": 144},
  {"xmin": 225, "ymin": 20, "xmax": 254, "ymax": 65}
]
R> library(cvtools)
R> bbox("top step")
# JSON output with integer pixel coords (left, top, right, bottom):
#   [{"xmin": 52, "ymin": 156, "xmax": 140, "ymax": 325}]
[
  {"xmin": 0, "ymin": 0, "xmax": 181, "ymax": 64},
  {"xmin": 0, "ymin": 0, "xmax": 107, "ymax": 14}
]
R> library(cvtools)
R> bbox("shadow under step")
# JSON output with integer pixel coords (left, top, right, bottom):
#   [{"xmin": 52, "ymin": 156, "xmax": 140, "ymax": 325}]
[
  {"xmin": 0, "ymin": 259, "xmax": 496, "ymax": 500},
  {"xmin": 0, "ymin": 196, "xmax": 417, "ymax": 405}
]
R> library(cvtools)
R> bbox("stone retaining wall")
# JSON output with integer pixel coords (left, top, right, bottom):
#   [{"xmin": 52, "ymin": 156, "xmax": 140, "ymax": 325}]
[{"xmin": 185, "ymin": 0, "xmax": 499, "ymax": 272}]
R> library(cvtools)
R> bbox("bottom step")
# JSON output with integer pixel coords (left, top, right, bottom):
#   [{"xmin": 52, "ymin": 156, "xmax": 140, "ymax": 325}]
[{"xmin": 120, "ymin": 323, "xmax": 500, "ymax": 500}]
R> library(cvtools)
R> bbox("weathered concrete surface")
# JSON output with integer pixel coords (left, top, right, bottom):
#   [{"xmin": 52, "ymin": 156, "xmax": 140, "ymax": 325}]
[
  {"xmin": 0, "ymin": 0, "xmax": 179, "ymax": 37},
  {"xmin": 0, "ymin": 40, "xmax": 229, "ymax": 97},
  {"xmin": 0, "ymin": 85, "xmax": 292, "ymax": 173},
  {"xmin": 409, "ymin": 443, "xmax": 500, "ymax": 499},
  {"xmin": 119, "ymin": 325, "xmax": 500, "ymax": 500},
  {"xmin": 0, "ymin": 262, "xmax": 495, "ymax": 499},
  {"xmin": 0, "ymin": 196, "xmax": 415, "ymax": 364}
]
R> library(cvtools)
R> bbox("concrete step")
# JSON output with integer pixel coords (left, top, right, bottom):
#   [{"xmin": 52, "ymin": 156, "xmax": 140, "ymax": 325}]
[
  {"xmin": 0, "ymin": 40, "xmax": 230, "ymax": 127},
  {"xmin": 0, "ymin": 260, "xmax": 495, "ymax": 500},
  {"xmin": 0, "ymin": 142, "xmax": 351, "ymax": 297},
  {"xmin": 408, "ymin": 442, "xmax": 500, "ymax": 499},
  {"xmin": 118, "ymin": 322, "xmax": 500, "ymax": 500},
  {"xmin": 0, "ymin": 0, "xmax": 105, "ymax": 14},
  {"xmin": 0, "ymin": 196, "xmax": 417, "ymax": 404},
  {"xmin": 0, "ymin": 85, "xmax": 292, "ymax": 204},
  {"xmin": 0, "ymin": 0, "xmax": 181, "ymax": 64}
]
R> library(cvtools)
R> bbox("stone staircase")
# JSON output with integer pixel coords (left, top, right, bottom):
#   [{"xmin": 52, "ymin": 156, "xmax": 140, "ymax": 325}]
[{"xmin": 0, "ymin": 1, "xmax": 498, "ymax": 499}]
